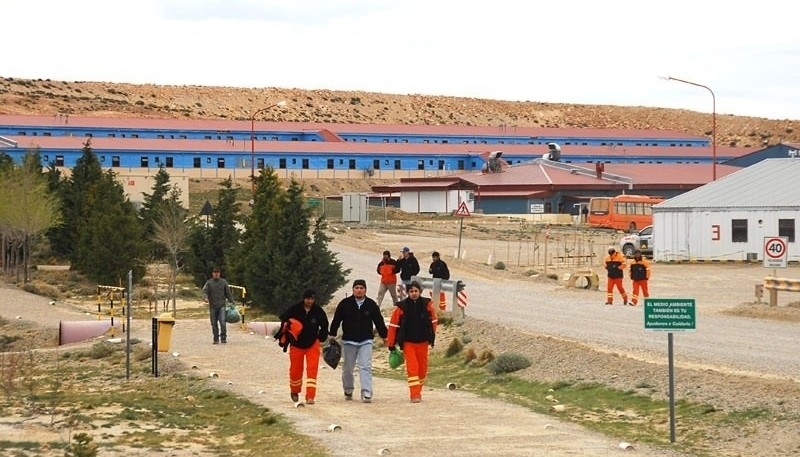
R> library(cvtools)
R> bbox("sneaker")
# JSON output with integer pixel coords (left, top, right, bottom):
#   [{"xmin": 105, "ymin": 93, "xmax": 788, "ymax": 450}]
[
  {"xmin": 344, "ymin": 391, "xmax": 353, "ymax": 401},
  {"xmin": 213, "ymin": 340, "xmax": 219, "ymax": 344},
  {"xmin": 221, "ymin": 339, "xmax": 227, "ymax": 344},
  {"xmin": 362, "ymin": 396, "xmax": 372, "ymax": 403},
  {"xmin": 410, "ymin": 397, "xmax": 421, "ymax": 403},
  {"xmin": 290, "ymin": 393, "xmax": 299, "ymax": 402},
  {"xmin": 305, "ymin": 399, "xmax": 315, "ymax": 405},
  {"xmin": 629, "ymin": 302, "xmax": 637, "ymax": 306},
  {"xmin": 604, "ymin": 302, "xmax": 613, "ymax": 306}
]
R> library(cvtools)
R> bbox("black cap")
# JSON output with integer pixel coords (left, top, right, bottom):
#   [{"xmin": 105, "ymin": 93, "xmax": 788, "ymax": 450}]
[
  {"xmin": 353, "ymin": 279, "xmax": 367, "ymax": 288},
  {"xmin": 302, "ymin": 289, "xmax": 316, "ymax": 299}
]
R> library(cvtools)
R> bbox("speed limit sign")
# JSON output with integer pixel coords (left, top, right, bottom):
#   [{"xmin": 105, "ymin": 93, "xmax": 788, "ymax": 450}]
[{"xmin": 763, "ymin": 236, "xmax": 788, "ymax": 268}]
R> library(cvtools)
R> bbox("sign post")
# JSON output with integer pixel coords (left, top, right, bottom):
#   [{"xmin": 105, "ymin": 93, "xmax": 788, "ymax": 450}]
[
  {"xmin": 763, "ymin": 236, "xmax": 788, "ymax": 270},
  {"xmin": 644, "ymin": 297, "xmax": 696, "ymax": 443},
  {"xmin": 454, "ymin": 202, "xmax": 471, "ymax": 258}
]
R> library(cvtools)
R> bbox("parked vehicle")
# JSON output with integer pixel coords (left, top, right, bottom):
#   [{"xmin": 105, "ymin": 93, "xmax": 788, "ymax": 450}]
[
  {"xmin": 587, "ymin": 195, "xmax": 664, "ymax": 232},
  {"xmin": 619, "ymin": 225, "xmax": 654, "ymax": 257}
]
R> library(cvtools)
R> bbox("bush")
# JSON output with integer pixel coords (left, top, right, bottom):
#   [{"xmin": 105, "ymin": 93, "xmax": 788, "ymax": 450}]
[
  {"xmin": 486, "ymin": 352, "xmax": 531, "ymax": 374},
  {"xmin": 445, "ymin": 338, "xmax": 464, "ymax": 357},
  {"xmin": 493, "ymin": 261, "xmax": 506, "ymax": 270},
  {"xmin": 464, "ymin": 347, "xmax": 477, "ymax": 363}
]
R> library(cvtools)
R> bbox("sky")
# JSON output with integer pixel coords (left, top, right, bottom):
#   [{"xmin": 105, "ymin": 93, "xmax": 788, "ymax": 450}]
[{"xmin": 6, "ymin": 0, "xmax": 799, "ymax": 120}]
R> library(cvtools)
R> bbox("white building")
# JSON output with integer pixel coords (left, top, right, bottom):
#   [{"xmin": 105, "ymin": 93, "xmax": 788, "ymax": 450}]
[{"xmin": 653, "ymin": 159, "xmax": 800, "ymax": 262}]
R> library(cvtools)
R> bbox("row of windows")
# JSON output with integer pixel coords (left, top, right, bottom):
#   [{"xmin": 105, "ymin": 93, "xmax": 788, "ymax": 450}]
[
  {"xmin": 41, "ymin": 154, "xmax": 476, "ymax": 170},
  {"xmin": 731, "ymin": 219, "xmax": 796, "ymax": 243}
]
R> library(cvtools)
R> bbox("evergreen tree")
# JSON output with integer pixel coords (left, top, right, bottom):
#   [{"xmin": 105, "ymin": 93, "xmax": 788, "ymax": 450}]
[
  {"xmin": 139, "ymin": 166, "xmax": 173, "ymax": 259},
  {"xmin": 47, "ymin": 140, "xmax": 103, "ymax": 259},
  {"xmin": 234, "ymin": 169, "xmax": 347, "ymax": 313},
  {"xmin": 185, "ymin": 178, "xmax": 242, "ymax": 286},
  {"xmin": 73, "ymin": 171, "xmax": 147, "ymax": 284}
]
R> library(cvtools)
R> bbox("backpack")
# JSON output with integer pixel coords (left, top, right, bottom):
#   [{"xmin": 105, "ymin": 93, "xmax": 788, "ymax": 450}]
[{"xmin": 275, "ymin": 318, "xmax": 302, "ymax": 352}]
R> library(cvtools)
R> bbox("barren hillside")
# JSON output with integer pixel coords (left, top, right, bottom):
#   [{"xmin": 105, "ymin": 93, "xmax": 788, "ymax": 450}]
[{"xmin": 1, "ymin": 76, "xmax": 797, "ymax": 148}]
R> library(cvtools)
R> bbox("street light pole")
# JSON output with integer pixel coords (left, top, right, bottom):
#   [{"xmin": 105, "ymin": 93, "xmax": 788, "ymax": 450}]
[
  {"xmin": 662, "ymin": 76, "xmax": 716, "ymax": 180},
  {"xmin": 250, "ymin": 100, "xmax": 287, "ymax": 193}
]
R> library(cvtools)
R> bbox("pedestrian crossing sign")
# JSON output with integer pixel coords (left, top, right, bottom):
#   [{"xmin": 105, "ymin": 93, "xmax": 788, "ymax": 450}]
[{"xmin": 454, "ymin": 201, "xmax": 471, "ymax": 217}]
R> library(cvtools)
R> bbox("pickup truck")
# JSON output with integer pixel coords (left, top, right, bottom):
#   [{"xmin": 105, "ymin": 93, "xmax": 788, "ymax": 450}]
[{"xmin": 619, "ymin": 225, "xmax": 653, "ymax": 257}]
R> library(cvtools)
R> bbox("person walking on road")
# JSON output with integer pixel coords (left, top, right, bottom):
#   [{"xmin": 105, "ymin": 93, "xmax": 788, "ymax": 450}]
[
  {"xmin": 428, "ymin": 251, "xmax": 450, "ymax": 310},
  {"xmin": 279, "ymin": 289, "xmax": 329, "ymax": 404},
  {"xmin": 376, "ymin": 250, "xmax": 399, "ymax": 307},
  {"xmin": 329, "ymin": 279, "xmax": 388, "ymax": 403},
  {"xmin": 387, "ymin": 280, "xmax": 438, "ymax": 403},
  {"xmin": 396, "ymin": 246, "xmax": 420, "ymax": 301},
  {"xmin": 629, "ymin": 250, "xmax": 651, "ymax": 306},
  {"xmin": 202, "ymin": 267, "xmax": 234, "ymax": 344},
  {"xmin": 603, "ymin": 248, "xmax": 629, "ymax": 305}
]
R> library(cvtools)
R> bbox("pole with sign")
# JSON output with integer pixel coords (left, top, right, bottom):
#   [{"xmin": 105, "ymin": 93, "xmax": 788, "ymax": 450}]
[
  {"xmin": 763, "ymin": 236, "xmax": 788, "ymax": 270},
  {"xmin": 644, "ymin": 297, "xmax": 696, "ymax": 443},
  {"xmin": 454, "ymin": 201, "xmax": 471, "ymax": 258}
]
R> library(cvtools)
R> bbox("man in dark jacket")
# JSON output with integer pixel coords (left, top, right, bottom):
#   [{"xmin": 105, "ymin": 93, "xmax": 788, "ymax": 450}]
[
  {"xmin": 396, "ymin": 246, "xmax": 420, "ymax": 285},
  {"xmin": 202, "ymin": 267, "xmax": 234, "ymax": 344},
  {"xmin": 428, "ymin": 251, "xmax": 450, "ymax": 310},
  {"xmin": 328, "ymin": 279, "xmax": 388, "ymax": 403},
  {"xmin": 279, "ymin": 289, "xmax": 329, "ymax": 404}
]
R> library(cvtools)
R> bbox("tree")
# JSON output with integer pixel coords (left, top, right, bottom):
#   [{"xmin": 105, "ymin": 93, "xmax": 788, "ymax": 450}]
[
  {"xmin": 139, "ymin": 166, "xmax": 173, "ymax": 259},
  {"xmin": 152, "ymin": 193, "xmax": 189, "ymax": 316},
  {"xmin": 234, "ymin": 169, "xmax": 347, "ymax": 313},
  {"xmin": 0, "ymin": 150, "xmax": 61, "ymax": 282},
  {"xmin": 45, "ymin": 140, "xmax": 147, "ymax": 284},
  {"xmin": 185, "ymin": 178, "xmax": 242, "ymax": 287}
]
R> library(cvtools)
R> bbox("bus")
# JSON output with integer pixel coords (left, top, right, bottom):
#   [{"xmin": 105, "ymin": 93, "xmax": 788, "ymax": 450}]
[{"xmin": 587, "ymin": 194, "xmax": 664, "ymax": 231}]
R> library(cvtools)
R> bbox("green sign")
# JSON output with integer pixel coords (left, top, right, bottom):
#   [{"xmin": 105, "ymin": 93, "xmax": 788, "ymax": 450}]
[{"xmin": 644, "ymin": 298, "xmax": 696, "ymax": 331}]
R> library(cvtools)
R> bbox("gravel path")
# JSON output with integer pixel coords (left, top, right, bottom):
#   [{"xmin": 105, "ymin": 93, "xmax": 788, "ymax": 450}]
[{"xmin": 3, "ymin": 228, "xmax": 799, "ymax": 456}]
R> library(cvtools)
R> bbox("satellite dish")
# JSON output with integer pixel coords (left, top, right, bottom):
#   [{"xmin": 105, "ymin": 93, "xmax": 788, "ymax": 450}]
[{"xmin": 542, "ymin": 143, "xmax": 561, "ymax": 161}]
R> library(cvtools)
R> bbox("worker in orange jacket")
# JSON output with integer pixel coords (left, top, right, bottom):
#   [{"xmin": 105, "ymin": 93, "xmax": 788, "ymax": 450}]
[
  {"xmin": 629, "ymin": 250, "xmax": 651, "ymax": 306},
  {"xmin": 386, "ymin": 281, "xmax": 438, "ymax": 403},
  {"xmin": 604, "ymin": 247, "xmax": 628, "ymax": 305}
]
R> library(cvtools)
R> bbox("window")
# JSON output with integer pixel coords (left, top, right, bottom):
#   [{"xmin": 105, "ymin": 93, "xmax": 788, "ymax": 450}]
[
  {"xmin": 279, "ymin": 158, "xmax": 286, "ymax": 169},
  {"xmin": 438, "ymin": 160, "xmax": 445, "ymax": 170},
  {"xmin": 193, "ymin": 157, "xmax": 201, "ymax": 168},
  {"xmin": 779, "ymin": 219, "xmax": 796, "ymax": 242},
  {"xmin": 205, "ymin": 135, "xmax": 212, "ymax": 140},
  {"xmin": 141, "ymin": 157, "xmax": 149, "ymax": 167},
  {"xmin": 55, "ymin": 156, "xmax": 64, "ymax": 166},
  {"xmin": 348, "ymin": 159, "xmax": 356, "ymax": 170},
  {"xmin": 731, "ymin": 219, "xmax": 748, "ymax": 243},
  {"xmin": 394, "ymin": 160, "xmax": 401, "ymax": 170},
  {"xmin": 417, "ymin": 160, "xmax": 425, "ymax": 170},
  {"xmin": 100, "ymin": 155, "xmax": 105, "ymax": 162},
  {"xmin": 458, "ymin": 160, "xmax": 465, "ymax": 170},
  {"xmin": 157, "ymin": 134, "xmax": 164, "ymax": 139},
  {"xmin": 302, "ymin": 159, "xmax": 309, "ymax": 169},
  {"xmin": 373, "ymin": 159, "xmax": 380, "ymax": 170},
  {"xmin": 165, "ymin": 157, "xmax": 173, "ymax": 167},
  {"xmin": 217, "ymin": 158, "xmax": 225, "ymax": 168},
  {"xmin": 112, "ymin": 156, "xmax": 120, "ymax": 167},
  {"xmin": 257, "ymin": 158, "xmax": 265, "ymax": 169},
  {"xmin": 327, "ymin": 159, "xmax": 334, "ymax": 169}
]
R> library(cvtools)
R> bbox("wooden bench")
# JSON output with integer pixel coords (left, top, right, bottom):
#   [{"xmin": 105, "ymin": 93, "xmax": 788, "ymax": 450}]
[{"xmin": 762, "ymin": 276, "xmax": 800, "ymax": 307}]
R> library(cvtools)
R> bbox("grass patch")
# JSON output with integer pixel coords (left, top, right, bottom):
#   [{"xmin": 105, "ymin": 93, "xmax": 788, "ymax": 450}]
[
  {"xmin": 0, "ymin": 341, "xmax": 327, "ymax": 456},
  {"xmin": 377, "ymin": 352, "xmax": 786, "ymax": 456}
]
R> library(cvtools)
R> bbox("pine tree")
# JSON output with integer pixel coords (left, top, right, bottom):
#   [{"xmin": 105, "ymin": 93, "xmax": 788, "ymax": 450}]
[
  {"xmin": 185, "ymin": 178, "xmax": 242, "ymax": 287},
  {"xmin": 139, "ymin": 166, "xmax": 173, "ymax": 259},
  {"xmin": 234, "ymin": 170, "xmax": 347, "ymax": 313}
]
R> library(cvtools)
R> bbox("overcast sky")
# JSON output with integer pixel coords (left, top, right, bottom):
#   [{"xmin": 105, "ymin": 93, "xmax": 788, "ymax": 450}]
[{"xmin": 6, "ymin": 0, "xmax": 799, "ymax": 120}]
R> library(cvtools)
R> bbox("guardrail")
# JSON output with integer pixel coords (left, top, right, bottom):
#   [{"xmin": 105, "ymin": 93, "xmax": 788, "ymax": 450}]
[
  {"xmin": 761, "ymin": 276, "xmax": 800, "ymax": 307},
  {"xmin": 410, "ymin": 276, "xmax": 466, "ymax": 324}
]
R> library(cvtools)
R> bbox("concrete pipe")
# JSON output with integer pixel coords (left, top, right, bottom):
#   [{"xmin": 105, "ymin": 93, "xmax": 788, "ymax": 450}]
[
  {"xmin": 247, "ymin": 321, "xmax": 281, "ymax": 337},
  {"xmin": 566, "ymin": 269, "xmax": 600, "ymax": 290},
  {"xmin": 59, "ymin": 320, "xmax": 118, "ymax": 345}
]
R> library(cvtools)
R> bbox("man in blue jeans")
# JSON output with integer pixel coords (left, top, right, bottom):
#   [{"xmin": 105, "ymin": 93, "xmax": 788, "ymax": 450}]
[
  {"xmin": 328, "ymin": 279, "xmax": 388, "ymax": 403},
  {"xmin": 202, "ymin": 267, "xmax": 234, "ymax": 344}
]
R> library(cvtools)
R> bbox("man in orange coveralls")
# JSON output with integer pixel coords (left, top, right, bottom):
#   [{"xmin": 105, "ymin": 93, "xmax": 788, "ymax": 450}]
[
  {"xmin": 386, "ymin": 281, "xmax": 438, "ymax": 403},
  {"xmin": 278, "ymin": 289, "xmax": 329, "ymax": 404},
  {"xmin": 629, "ymin": 249, "xmax": 651, "ymax": 306},
  {"xmin": 604, "ymin": 247, "xmax": 628, "ymax": 305}
]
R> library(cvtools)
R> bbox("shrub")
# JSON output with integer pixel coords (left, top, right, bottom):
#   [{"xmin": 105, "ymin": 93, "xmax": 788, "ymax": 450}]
[
  {"xmin": 486, "ymin": 352, "xmax": 531, "ymax": 374},
  {"xmin": 493, "ymin": 261, "xmax": 506, "ymax": 270},
  {"xmin": 445, "ymin": 338, "xmax": 464, "ymax": 357},
  {"xmin": 464, "ymin": 347, "xmax": 477, "ymax": 363}
]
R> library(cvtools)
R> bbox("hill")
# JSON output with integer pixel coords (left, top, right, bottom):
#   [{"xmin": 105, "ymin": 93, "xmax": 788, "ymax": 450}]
[{"xmin": 1, "ymin": 76, "xmax": 797, "ymax": 148}]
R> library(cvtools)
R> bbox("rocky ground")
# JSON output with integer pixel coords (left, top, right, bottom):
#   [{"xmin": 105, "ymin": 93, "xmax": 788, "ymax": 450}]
[{"xmin": 1, "ymin": 76, "xmax": 797, "ymax": 149}]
